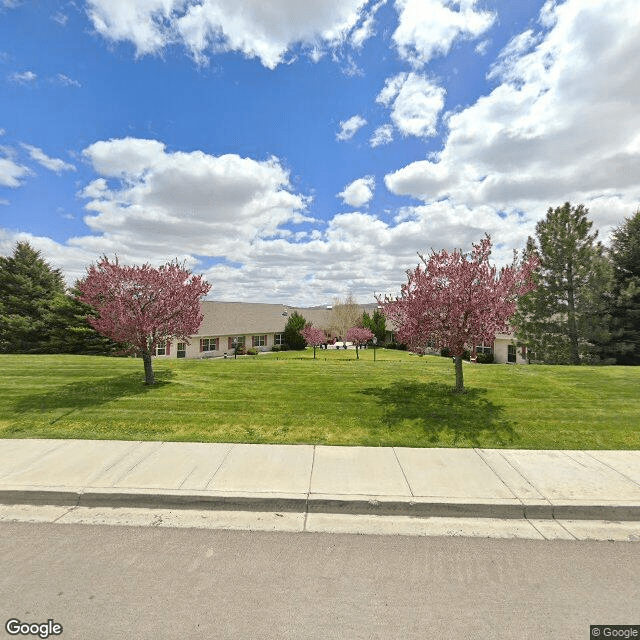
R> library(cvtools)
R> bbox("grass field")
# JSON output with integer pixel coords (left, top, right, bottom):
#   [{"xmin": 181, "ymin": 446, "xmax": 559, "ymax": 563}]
[{"xmin": 0, "ymin": 351, "xmax": 638, "ymax": 449}]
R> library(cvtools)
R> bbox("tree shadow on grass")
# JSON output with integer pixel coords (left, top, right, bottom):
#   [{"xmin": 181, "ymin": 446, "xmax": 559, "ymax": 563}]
[
  {"xmin": 360, "ymin": 381, "xmax": 519, "ymax": 447},
  {"xmin": 12, "ymin": 370, "xmax": 174, "ymax": 425}
]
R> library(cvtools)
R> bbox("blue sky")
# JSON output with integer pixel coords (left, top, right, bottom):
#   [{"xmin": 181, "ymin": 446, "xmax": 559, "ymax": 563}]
[{"xmin": 1, "ymin": 0, "xmax": 639, "ymax": 305}]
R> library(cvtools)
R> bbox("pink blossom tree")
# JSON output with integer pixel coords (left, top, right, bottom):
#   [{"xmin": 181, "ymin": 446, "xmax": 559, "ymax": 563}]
[
  {"xmin": 379, "ymin": 236, "xmax": 538, "ymax": 393},
  {"xmin": 300, "ymin": 325, "xmax": 326, "ymax": 359},
  {"xmin": 76, "ymin": 257, "xmax": 211, "ymax": 385},
  {"xmin": 345, "ymin": 326, "xmax": 374, "ymax": 360}
]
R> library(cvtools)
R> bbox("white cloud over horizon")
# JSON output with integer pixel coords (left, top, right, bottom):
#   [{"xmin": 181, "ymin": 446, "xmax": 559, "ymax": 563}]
[
  {"xmin": 3, "ymin": 0, "xmax": 640, "ymax": 308},
  {"xmin": 385, "ymin": 0, "xmax": 640, "ymax": 240}
]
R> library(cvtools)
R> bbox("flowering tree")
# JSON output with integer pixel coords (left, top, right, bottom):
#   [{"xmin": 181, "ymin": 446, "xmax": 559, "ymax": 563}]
[
  {"xmin": 300, "ymin": 325, "xmax": 326, "ymax": 359},
  {"xmin": 345, "ymin": 326, "xmax": 374, "ymax": 360},
  {"xmin": 76, "ymin": 257, "xmax": 211, "ymax": 385},
  {"xmin": 379, "ymin": 236, "xmax": 538, "ymax": 393}
]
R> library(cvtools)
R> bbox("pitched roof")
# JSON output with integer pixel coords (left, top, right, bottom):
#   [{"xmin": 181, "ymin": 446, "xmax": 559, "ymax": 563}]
[{"xmin": 195, "ymin": 301, "xmax": 379, "ymax": 337}]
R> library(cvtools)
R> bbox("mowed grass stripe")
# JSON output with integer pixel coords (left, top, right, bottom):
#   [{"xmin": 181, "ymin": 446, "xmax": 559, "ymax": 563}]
[{"xmin": 0, "ymin": 353, "xmax": 638, "ymax": 448}]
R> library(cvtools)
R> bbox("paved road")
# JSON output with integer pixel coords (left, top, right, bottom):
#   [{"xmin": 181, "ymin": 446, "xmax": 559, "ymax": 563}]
[{"xmin": 1, "ymin": 522, "xmax": 638, "ymax": 640}]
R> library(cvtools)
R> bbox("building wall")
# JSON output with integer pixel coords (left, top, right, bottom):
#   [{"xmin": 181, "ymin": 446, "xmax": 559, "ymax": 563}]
[
  {"xmin": 493, "ymin": 334, "xmax": 528, "ymax": 364},
  {"xmin": 158, "ymin": 333, "xmax": 284, "ymax": 359}
]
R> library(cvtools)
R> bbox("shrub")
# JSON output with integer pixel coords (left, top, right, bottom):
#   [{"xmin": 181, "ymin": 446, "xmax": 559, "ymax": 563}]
[
  {"xmin": 246, "ymin": 347, "xmax": 259, "ymax": 356},
  {"xmin": 476, "ymin": 352, "xmax": 495, "ymax": 364},
  {"xmin": 384, "ymin": 342, "xmax": 406, "ymax": 350}
]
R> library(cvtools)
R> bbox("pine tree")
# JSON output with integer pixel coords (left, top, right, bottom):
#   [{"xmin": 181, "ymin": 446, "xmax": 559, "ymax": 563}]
[
  {"xmin": 0, "ymin": 242, "xmax": 124, "ymax": 355},
  {"xmin": 0, "ymin": 242, "xmax": 66, "ymax": 353},
  {"xmin": 606, "ymin": 210, "xmax": 640, "ymax": 364},
  {"xmin": 513, "ymin": 203, "xmax": 611, "ymax": 364},
  {"xmin": 46, "ymin": 289, "xmax": 125, "ymax": 355},
  {"xmin": 362, "ymin": 309, "xmax": 387, "ymax": 344},
  {"xmin": 283, "ymin": 311, "xmax": 307, "ymax": 350}
]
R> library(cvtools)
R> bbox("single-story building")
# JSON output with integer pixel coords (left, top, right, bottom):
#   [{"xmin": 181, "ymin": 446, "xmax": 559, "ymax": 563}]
[{"xmin": 155, "ymin": 300, "xmax": 528, "ymax": 364}]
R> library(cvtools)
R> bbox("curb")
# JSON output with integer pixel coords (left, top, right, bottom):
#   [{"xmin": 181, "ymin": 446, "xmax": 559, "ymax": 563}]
[{"xmin": 2, "ymin": 488, "xmax": 640, "ymax": 521}]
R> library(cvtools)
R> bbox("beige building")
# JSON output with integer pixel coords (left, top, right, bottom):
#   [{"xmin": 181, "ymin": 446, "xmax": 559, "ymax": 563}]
[
  {"xmin": 155, "ymin": 300, "xmax": 527, "ymax": 364},
  {"xmin": 157, "ymin": 301, "xmax": 377, "ymax": 359}
]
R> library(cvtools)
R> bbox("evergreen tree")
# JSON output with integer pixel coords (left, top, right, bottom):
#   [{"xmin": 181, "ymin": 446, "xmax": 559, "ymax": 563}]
[
  {"xmin": 362, "ymin": 309, "xmax": 387, "ymax": 344},
  {"xmin": 47, "ymin": 288, "xmax": 125, "ymax": 355},
  {"xmin": 606, "ymin": 210, "xmax": 640, "ymax": 364},
  {"xmin": 283, "ymin": 311, "xmax": 307, "ymax": 350},
  {"xmin": 0, "ymin": 242, "xmax": 66, "ymax": 353},
  {"xmin": 0, "ymin": 242, "xmax": 122, "ymax": 355},
  {"xmin": 513, "ymin": 203, "xmax": 611, "ymax": 364}
]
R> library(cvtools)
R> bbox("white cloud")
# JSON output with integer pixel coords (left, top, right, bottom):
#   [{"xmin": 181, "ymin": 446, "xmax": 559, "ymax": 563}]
[
  {"xmin": 8, "ymin": 71, "xmax": 37, "ymax": 84},
  {"xmin": 56, "ymin": 73, "xmax": 81, "ymax": 87},
  {"xmin": 350, "ymin": 0, "xmax": 386, "ymax": 48},
  {"xmin": 86, "ymin": 0, "xmax": 371, "ymax": 69},
  {"xmin": 370, "ymin": 124, "xmax": 394, "ymax": 147},
  {"xmin": 377, "ymin": 72, "xmax": 445, "ymax": 137},
  {"xmin": 392, "ymin": 0, "xmax": 495, "ymax": 66},
  {"xmin": 21, "ymin": 144, "xmax": 76, "ymax": 173},
  {"xmin": 78, "ymin": 137, "xmax": 311, "ymax": 260},
  {"xmin": 386, "ymin": 0, "xmax": 640, "ymax": 244},
  {"xmin": 0, "ymin": 155, "xmax": 29, "ymax": 187},
  {"xmin": 336, "ymin": 114, "xmax": 367, "ymax": 141},
  {"xmin": 475, "ymin": 38, "xmax": 490, "ymax": 56},
  {"xmin": 51, "ymin": 11, "xmax": 68, "ymax": 26},
  {"xmin": 338, "ymin": 176, "xmax": 375, "ymax": 207}
]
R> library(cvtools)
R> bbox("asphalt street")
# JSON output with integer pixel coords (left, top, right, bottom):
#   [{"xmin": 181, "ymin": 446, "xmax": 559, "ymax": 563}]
[{"xmin": 1, "ymin": 521, "xmax": 638, "ymax": 640}]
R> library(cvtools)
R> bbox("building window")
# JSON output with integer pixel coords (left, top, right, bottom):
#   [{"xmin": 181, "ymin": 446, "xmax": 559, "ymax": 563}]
[
  {"xmin": 200, "ymin": 338, "xmax": 219, "ymax": 352},
  {"xmin": 228, "ymin": 336, "xmax": 245, "ymax": 350},
  {"xmin": 274, "ymin": 333, "xmax": 285, "ymax": 346},
  {"xmin": 177, "ymin": 343, "xmax": 186, "ymax": 358},
  {"xmin": 252, "ymin": 335, "xmax": 266, "ymax": 347},
  {"xmin": 155, "ymin": 341, "xmax": 169, "ymax": 356},
  {"xmin": 475, "ymin": 343, "xmax": 493, "ymax": 355},
  {"xmin": 508, "ymin": 344, "xmax": 517, "ymax": 363}
]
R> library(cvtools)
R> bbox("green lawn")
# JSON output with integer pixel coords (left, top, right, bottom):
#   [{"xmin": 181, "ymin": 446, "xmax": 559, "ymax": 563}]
[{"xmin": 0, "ymin": 351, "xmax": 638, "ymax": 449}]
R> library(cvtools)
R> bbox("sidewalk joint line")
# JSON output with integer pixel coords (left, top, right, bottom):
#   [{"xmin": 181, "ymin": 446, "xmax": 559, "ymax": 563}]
[
  {"xmin": 392, "ymin": 448, "xmax": 414, "ymax": 497},
  {"xmin": 554, "ymin": 519, "xmax": 578, "ymax": 540},
  {"xmin": 303, "ymin": 446, "xmax": 316, "ymax": 532},
  {"xmin": 178, "ymin": 463, "xmax": 199, "ymax": 490},
  {"xmin": 496, "ymin": 450, "xmax": 549, "ymax": 503},
  {"xmin": 97, "ymin": 440, "xmax": 144, "ymax": 476},
  {"xmin": 203, "ymin": 443, "xmax": 235, "ymax": 490},
  {"xmin": 51, "ymin": 504, "xmax": 79, "ymax": 524},
  {"xmin": 563, "ymin": 450, "xmax": 594, "ymax": 470},
  {"xmin": 582, "ymin": 451, "xmax": 640, "ymax": 489},
  {"xmin": 474, "ymin": 448, "xmax": 518, "ymax": 500},
  {"xmin": 109, "ymin": 441, "xmax": 163, "ymax": 486}
]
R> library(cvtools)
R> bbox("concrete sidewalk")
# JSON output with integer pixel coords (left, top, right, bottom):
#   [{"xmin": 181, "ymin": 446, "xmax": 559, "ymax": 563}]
[{"xmin": 1, "ymin": 438, "xmax": 640, "ymax": 522}]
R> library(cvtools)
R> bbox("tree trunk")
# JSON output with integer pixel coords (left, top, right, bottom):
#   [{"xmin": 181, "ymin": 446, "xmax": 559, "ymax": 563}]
[
  {"xmin": 355, "ymin": 344, "xmax": 359, "ymax": 359},
  {"xmin": 142, "ymin": 350, "xmax": 155, "ymax": 385},
  {"xmin": 453, "ymin": 355, "xmax": 465, "ymax": 393}
]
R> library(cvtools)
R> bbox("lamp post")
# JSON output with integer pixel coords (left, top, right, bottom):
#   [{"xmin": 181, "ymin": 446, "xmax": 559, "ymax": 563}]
[
  {"xmin": 232, "ymin": 337, "xmax": 238, "ymax": 360},
  {"xmin": 373, "ymin": 336, "xmax": 377, "ymax": 362}
]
